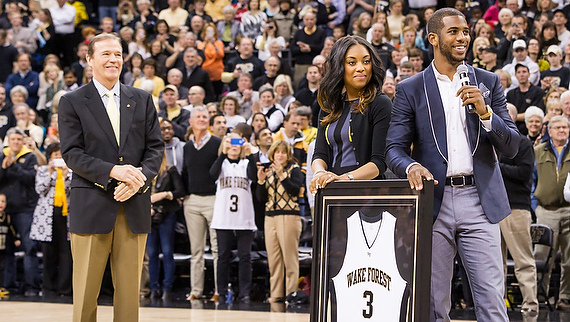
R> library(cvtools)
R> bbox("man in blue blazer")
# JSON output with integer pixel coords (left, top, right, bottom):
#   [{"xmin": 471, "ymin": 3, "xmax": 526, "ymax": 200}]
[{"xmin": 386, "ymin": 8, "xmax": 520, "ymax": 322}]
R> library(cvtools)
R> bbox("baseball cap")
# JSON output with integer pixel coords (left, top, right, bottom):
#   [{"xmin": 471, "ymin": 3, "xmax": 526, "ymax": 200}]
[
  {"xmin": 513, "ymin": 39, "xmax": 527, "ymax": 50},
  {"xmin": 481, "ymin": 46, "xmax": 498, "ymax": 54},
  {"xmin": 546, "ymin": 45, "xmax": 562, "ymax": 55},
  {"xmin": 163, "ymin": 84, "xmax": 178, "ymax": 94}
]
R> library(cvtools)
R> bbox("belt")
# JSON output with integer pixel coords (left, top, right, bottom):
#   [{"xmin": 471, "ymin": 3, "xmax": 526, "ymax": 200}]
[{"xmin": 445, "ymin": 175, "xmax": 475, "ymax": 187}]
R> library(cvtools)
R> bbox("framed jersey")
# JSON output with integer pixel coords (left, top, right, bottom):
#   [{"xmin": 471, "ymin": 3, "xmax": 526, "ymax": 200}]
[{"xmin": 310, "ymin": 180, "xmax": 434, "ymax": 322}]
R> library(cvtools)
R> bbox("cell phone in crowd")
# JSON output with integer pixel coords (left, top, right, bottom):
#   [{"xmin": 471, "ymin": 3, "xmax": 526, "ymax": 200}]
[
  {"xmin": 230, "ymin": 138, "xmax": 245, "ymax": 146},
  {"xmin": 262, "ymin": 162, "xmax": 271, "ymax": 169},
  {"xmin": 53, "ymin": 158, "xmax": 66, "ymax": 167}
]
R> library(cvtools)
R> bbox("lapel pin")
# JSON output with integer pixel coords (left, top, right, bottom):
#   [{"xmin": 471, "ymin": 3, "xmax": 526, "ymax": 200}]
[{"xmin": 126, "ymin": 104, "xmax": 130, "ymax": 108}]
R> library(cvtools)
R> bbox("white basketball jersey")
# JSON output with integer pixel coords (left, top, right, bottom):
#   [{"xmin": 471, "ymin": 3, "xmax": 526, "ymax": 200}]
[
  {"xmin": 331, "ymin": 211, "xmax": 407, "ymax": 321},
  {"xmin": 211, "ymin": 159, "xmax": 257, "ymax": 230}
]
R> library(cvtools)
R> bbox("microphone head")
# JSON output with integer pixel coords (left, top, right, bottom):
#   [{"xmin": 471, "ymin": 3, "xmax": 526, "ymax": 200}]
[{"xmin": 456, "ymin": 64, "xmax": 468, "ymax": 74}]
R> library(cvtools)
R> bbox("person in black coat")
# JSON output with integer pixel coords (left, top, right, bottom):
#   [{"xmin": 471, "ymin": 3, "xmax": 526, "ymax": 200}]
[
  {"xmin": 179, "ymin": 47, "xmax": 216, "ymax": 103},
  {"xmin": 309, "ymin": 36, "xmax": 391, "ymax": 193}
]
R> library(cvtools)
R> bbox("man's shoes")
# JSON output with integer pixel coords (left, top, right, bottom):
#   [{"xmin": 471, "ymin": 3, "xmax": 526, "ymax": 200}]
[
  {"xmin": 556, "ymin": 298, "xmax": 570, "ymax": 311},
  {"xmin": 150, "ymin": 290, "xmax": 161, "ymax": 300},
  {"xmin": 24, "ymin": 290, "xmax": 39, "ymax": 297},
  {"xmin": 520, "ymin": 307, "xmax": 538, "ymax": 315},
  {"xmin": 186, "ymin": 294, "xmax": 200, "ymax": 301},
  {"xmin": 209, "ymin": 294, "xmax": 219, "ymax": 302}
]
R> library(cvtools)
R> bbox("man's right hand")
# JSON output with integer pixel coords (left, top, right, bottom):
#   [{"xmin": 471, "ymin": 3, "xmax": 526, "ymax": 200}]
[
  {"xmin": 110, "ymin": 165, "xmax": 146, "ymax": 191},
  {"xmin": 407, "ymin": 164, "xmax": 438, "ymax": 190}
]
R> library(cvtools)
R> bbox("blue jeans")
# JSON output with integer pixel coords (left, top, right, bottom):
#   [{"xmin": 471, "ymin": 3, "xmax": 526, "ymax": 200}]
[
  {"xmin": 147, "ymin": 211, "xmax": 176, "ymax": 291},
  {"xmin": 10, "ymin": 211, "xmax": 40, "ymax": 291}
]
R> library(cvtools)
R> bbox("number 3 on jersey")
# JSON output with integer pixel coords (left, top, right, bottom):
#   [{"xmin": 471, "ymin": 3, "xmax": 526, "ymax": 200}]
[
  {"xmin": 362, "ymin": 290, "xmax": 373, "ymax": 318},
  {"xmin": 229, "ymin": 195, "xmax": 239, "ymax": 212}
]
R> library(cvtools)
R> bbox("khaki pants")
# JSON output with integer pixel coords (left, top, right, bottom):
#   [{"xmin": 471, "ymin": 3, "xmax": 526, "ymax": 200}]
[
  {"xmin": 264, "ymin": 215, "xmax": 302, "ymax": 300},
  {"xmin": 183, "ymin": 194, "xmax": 218, "ymax": 297},
  {"xmin": 293, "ymin": 64, "xmax": 310, "ymax": 90},
  {"xmin": 500, "ymin": 209, "xmax": 538, "ymax": 311},
  {"xmin": 71, "ymin": 208, "xmax": 147, "ymax": 322}
]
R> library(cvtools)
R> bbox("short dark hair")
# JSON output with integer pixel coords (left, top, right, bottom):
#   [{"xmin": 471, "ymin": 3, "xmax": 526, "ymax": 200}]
[
  {"xmin": 232, "ymin": 122, "xmax": 252, "ymax": 139},
  {"xmin": 45, "ymin": 142, "xmax": 61, "ymax": 160},
  {"xmin": 63, "ymin": 67, "xmax": 76, "ymax": 77},
  {"xmin": 209, "ymin": 113, "xmax": 225, "ymax": 126},
  {"xmin": 427, "ymin": 8, "xmax": 465, "ymax": 37},
  {"xmin": 255, "ymin": 126, "xmax": 271, "ymax": 141},
  {"xmin": 408, "ymin": 48, "xmax": 423, "ymax": 59},
  {"xmin": 142, "ymin": 58, "xmax": 156, "ymax": 69},
  {"xmin": 515, "ymin": 63, "xmax": 529, "ymax": 72}
]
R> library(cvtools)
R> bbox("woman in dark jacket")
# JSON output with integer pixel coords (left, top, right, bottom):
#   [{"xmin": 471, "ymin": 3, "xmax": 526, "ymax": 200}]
[
  {"xmin": 309, "ymin": 36, "xmax": 391, "ymax": 194},
  {"xmin": 147, "ymin": 152, "xmax": 185, "ymax": 301}
]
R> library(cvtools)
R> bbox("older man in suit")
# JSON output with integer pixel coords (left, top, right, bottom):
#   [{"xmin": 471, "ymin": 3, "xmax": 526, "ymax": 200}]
[
  {"xmin": 58, "ymin": 33, "xmax": 163, "ymax": 322},
  {"xmin": 386, "ymin": 8, "xmax": 519, "ymax": 322}
]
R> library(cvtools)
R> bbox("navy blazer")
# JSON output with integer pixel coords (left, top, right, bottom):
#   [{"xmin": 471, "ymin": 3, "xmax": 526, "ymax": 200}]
[
  {"xmin": 58, "ymin": 82, "xmax": 164, "ymax": 234},
  {"xmin": 386, "ymin": 64, "xmax": 520, "ymax": 223}
]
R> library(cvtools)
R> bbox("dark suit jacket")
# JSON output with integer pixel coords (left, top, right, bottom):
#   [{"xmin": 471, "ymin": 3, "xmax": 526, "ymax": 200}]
[
  {"xmin": 386, "ymin": 64, "xmax": 520, "ymax": 223},
  {"xmin": 180, "ymin": 65, "xmax": 216, "ymax": 103},
  {"xmin": 58, "ymin": 82, "xmax": 164, "ymax": 234}
]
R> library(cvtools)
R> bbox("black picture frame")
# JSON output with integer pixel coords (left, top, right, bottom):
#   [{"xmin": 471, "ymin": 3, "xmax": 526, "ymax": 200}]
[{"xmin": 310, "ymin": 180, "xmax": 434, "ymax": 322}]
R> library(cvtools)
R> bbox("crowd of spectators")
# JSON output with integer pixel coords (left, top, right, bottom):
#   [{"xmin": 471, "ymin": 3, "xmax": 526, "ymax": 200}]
[{"xmin": 0, "ymin": 0, "xmax": 570, "ymax": 310}]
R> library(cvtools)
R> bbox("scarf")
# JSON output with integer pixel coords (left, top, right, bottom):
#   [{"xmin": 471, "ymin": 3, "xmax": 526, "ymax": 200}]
[{"xmin": 53, "ymin": 168, "xmax": 68, "ymax": 216}]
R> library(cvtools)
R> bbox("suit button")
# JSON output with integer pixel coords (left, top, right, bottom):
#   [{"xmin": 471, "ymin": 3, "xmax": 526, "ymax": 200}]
[{"xmin": 119, "ymin": 157, "xmax": 123, "ymax": 162}]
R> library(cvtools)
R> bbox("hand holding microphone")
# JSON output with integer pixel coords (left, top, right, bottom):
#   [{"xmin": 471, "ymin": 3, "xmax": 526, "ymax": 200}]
[{"xmin": 456, "ymin": 64, "xmax": 487, "ymax": 116}]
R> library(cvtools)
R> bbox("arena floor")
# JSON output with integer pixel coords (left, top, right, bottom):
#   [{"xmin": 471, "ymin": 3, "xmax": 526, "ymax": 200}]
[{"xmin": 2, "ymin": 292, "xmax": 570, "ymax": 321}]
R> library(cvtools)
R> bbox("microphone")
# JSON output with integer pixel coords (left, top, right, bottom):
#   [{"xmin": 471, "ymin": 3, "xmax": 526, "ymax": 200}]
[{"xmin": 456, "ymin": 64, "xmax": 477, "ymax": 114}]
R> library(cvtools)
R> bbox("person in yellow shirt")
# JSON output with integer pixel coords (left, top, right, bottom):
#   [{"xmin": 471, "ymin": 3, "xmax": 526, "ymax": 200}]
[
  {"xmin": 204, "ymin": 0, "xmax": 230, "ymax": 22},
  {"xmin": 68, "ymin": 0, "xmax": 89, "ymax": 26},
  {"xmin": 133, "ymin": 58, "xmax": 165, "ymax": 97}
]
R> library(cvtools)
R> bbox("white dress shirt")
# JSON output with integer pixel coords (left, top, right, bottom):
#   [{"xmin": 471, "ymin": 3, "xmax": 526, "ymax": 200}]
[
  {"xmin": 433, "ymin": 65, "xmax": 474, "ymax": 177},
  {"xmin": 405, "ymin": 65, "xmax": 495, "ymax": 176},
  {"xmin": 49, "ymin": 4, "xmax": 76, "ymax": 34}
]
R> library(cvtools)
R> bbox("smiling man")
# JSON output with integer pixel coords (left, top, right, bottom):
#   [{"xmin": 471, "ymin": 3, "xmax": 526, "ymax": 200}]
[
  {"xmin": 58, "ymin": 33, "xmax": 163, "ymax": 322},
  {"xmin": 386, "ymin": 8, "xmax": 519, "ymax": 322}
]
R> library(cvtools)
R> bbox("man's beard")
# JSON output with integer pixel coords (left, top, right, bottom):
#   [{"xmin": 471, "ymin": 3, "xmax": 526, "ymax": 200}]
[{"xmin": 439, "ymin": 40, "xmax": 465, "ymax": 66}]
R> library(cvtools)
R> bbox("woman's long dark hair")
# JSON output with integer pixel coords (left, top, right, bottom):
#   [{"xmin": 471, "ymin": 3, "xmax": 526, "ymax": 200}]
[{"xmin": 317, "ymin": 35, "xmax": 385, "ymax": 126}]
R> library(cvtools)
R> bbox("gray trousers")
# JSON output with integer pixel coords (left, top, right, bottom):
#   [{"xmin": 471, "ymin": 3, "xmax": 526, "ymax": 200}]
[{"xmin": 430, "ymin": 186, "xmax": 508, "ymax": 322}]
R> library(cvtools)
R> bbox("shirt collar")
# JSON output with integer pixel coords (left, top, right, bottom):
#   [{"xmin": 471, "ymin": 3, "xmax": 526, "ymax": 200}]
[
  {"xmin": 92, "ymin": 78, "xmax": 120, "ymax": 99},
  {"xmin": 431, "ymin": 62, "xmax": 454, "ymax": 82}
]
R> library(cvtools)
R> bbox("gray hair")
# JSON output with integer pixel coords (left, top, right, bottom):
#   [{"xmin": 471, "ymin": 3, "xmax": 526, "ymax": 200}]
[
  {"xmin": 140, "ymin": 79, "xmax": 155, "ymax": 93},
  {"xmin": 222, "ymin": 5, "xmax": 236, "ymax": 15},
  {"xmin": 6, "ymin": 127, "xmax": 25, "ymax": 138},
  {"xmin": 524, "ymin": 106, "xmax": 544, "ymax": 123},
  {"xmin": 498, "ymin": 8, "xmax": 514, "ymax": 19},
  {"xmin": 10, "ymin": 85, "xmax": 29, "ymax": 100},
  {"xmin": 191, "ymin": 106, "xmax": 208, "ymax": 118},
  {"xmin": 167, "ymin": 68, "xmax": 183, "ymax": 77},
  {"xmin": 548, "ymin": 115, "xmax": 570, "ymax": 129},
  {"xmin": 561, "ymin": 90, "xmax": 570, "ymax": 103}
]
